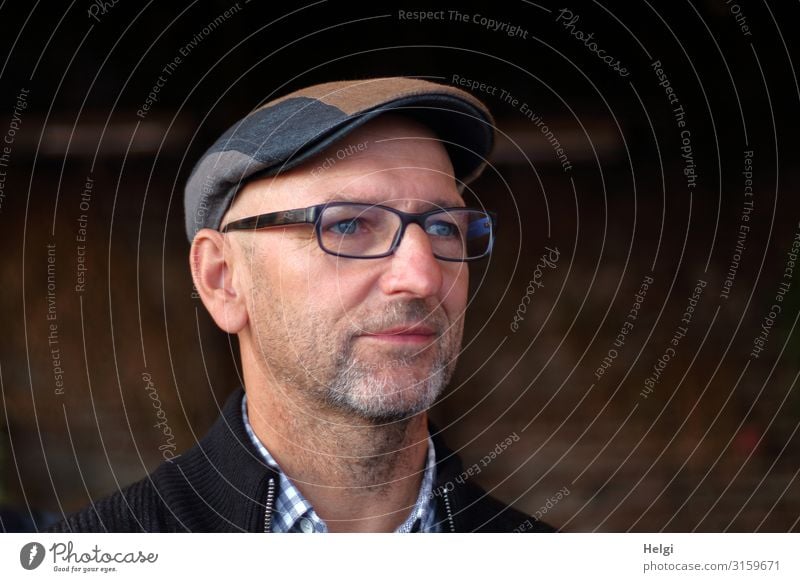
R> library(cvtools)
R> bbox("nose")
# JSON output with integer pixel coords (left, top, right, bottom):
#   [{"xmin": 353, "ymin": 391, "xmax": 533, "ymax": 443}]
[{"xmin": 379, "ymin": 224, "xmax": 443, "ymax": 298}]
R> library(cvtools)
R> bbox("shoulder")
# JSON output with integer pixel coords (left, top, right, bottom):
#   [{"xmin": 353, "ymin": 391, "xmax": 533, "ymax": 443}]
[
  {"xmin": 44, "ymin": 469, "xmax": 178, "ymax": 533},
  {"xmin": 430, "ymin": 429, "xmax": 557, "ymax": 533},
  {"xmin": 45, "ymin": 388, "xmax": 274, "ymax": 533},
  {"xmin": 459, "ymin": 481, "xmax": 558, "ymax": 533}
]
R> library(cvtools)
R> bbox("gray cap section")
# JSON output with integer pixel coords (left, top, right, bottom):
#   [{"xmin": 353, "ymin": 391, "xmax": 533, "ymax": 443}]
[{"xmin": 186, "ymin": 150, "xmax": 258, "ymax": 240}]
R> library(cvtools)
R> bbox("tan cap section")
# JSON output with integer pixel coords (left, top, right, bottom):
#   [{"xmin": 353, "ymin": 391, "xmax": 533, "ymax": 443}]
[{"xmin": 259, "ymin": 77, "xmax": 493, "ymax": 120}]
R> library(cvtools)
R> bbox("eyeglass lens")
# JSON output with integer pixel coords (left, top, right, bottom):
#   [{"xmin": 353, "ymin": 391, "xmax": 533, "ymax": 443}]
[{"xmin": 317, "ymin": 204, "xmax": 492, "ymax": 260}]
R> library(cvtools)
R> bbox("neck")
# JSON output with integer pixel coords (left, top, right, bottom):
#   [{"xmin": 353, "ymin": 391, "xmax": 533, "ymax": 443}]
[{"xmin": 244, "ymin": 371, "xmax": 430, "ymax": 533}]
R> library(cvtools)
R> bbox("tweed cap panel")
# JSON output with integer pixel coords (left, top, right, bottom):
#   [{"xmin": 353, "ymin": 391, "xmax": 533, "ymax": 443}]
[{"xmin": 263, "ymin": 77, "xmax": 492, "ymax": 117}]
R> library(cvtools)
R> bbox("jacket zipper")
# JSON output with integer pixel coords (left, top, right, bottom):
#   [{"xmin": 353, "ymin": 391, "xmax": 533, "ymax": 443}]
[
  {"xmin": 263, "ymin": 477, "xmax": 276, "ymax": 533},
  {"xmin": 442, "ymin": 488, "xmax": 456, "ymax": 532}
]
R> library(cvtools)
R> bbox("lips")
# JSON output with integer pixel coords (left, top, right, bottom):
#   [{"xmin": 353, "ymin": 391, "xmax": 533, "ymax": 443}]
[
  {"xmin": 359, "ymin": 323, "xmax": 438, "ymax": 343},
  {"xmin": 365, "ymin": 324, "xmax": 436, "ymax": 336}
]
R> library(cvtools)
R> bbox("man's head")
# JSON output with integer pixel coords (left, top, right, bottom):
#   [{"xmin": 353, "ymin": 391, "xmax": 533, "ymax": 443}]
[{"xmin": 185, "ymin": 78, "xmax": 495, "ymax": 424}]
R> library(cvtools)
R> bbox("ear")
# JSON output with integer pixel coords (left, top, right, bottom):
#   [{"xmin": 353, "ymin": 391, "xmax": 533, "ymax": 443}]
[{"xmin": 190, "ymin": 228, "xmax": 249, "ymax": 334}]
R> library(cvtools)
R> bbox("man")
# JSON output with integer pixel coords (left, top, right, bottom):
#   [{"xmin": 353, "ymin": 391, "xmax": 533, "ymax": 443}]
[{"xmin": 49, "ymin": 77, "xmax": 555, "ymax": 533}]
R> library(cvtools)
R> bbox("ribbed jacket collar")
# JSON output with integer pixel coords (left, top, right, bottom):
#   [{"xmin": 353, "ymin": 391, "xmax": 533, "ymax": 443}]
[{"xmin": 162, "ymin": 387, "xmax": 468, "ymax": 533}]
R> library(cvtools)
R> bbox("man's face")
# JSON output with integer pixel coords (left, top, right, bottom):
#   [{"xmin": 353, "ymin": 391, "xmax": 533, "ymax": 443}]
[{"xmin": 227, "ymin": 116, "xmax": 469, "ymax": 423}]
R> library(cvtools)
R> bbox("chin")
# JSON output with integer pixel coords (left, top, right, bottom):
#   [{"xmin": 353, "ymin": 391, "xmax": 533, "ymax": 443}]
[
  {"xmin": 328, "ymin": 376, "xmax": 445, "ymax": 424},
  {"xmin": 345, "ymin": 403, "xmax": 431, "ymax": 425}
]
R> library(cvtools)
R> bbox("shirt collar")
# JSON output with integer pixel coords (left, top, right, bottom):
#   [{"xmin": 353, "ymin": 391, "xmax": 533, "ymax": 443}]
[{"xmin": 241, "ymin": 393, "xmax": 438, "ymax": 532}]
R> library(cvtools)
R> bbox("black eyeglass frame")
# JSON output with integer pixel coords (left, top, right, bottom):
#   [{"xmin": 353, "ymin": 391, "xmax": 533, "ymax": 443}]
[{"xmin": 220, "ymin": 201, "xmax": 498, "ymax": 262}]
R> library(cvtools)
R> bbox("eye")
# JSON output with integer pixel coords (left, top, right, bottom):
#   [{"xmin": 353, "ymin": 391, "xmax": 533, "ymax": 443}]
[
  {"xmin": 426, "ymin": 220, "xmax": 459, "ymax": 237},
  {"xmin": 328, "ymin": 218, "xmax": 362, "ymax": 235}
]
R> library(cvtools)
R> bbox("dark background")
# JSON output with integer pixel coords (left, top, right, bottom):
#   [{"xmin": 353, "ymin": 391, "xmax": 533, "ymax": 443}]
[{"xmin": 1, "ymin": 0, "xmax": 798, "ymax": 532}]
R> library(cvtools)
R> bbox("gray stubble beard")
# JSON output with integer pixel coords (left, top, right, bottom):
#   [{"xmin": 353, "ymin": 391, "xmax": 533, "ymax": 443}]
[
  {"xmin": 253, "ymin": 288, "xmax": 463, "ymax": 425},
  {"xmin": 325, "ymin": 328, "xmax": 459, "ymax": 424}
]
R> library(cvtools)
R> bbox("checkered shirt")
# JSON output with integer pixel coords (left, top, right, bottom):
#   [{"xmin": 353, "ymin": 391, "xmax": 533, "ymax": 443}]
[{"xmin": 241, "ymin": 394, "xmax": 438, "ymax": 533}]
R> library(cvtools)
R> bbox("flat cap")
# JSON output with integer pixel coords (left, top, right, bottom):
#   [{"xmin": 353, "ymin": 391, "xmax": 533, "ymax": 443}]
[{"xmin": 184, "ymin": 77, "xmax": 495, "ymax": 241}]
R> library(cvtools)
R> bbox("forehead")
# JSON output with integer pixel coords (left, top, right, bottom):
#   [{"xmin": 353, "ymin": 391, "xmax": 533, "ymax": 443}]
[{"xmin": 225, "ymin": 115, "xmax": 463, "ymax": 220}]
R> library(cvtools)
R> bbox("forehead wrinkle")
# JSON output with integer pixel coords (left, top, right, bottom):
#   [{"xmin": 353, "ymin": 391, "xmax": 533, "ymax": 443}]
[{"xmin": 314, "ymin": 159, "xmax": 463, "ymax": 210}]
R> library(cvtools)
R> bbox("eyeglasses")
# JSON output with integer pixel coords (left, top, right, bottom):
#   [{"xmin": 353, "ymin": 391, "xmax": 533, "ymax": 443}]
[{"xmin": 221, "ymin": 201, "xmax": 497, "ymax": 262}]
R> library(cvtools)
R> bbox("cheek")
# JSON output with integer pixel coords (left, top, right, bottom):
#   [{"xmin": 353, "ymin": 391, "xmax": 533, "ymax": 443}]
[
  {"xmin": 441, "ymin": 266, "xmax": 469, "ymax": 317},
  {"xmin": 293, "ymin": 257, "xmax": 376, "ymax": 325},
  {"xmin": 252, "ymin": 236, "xmax": 375, "ymax": 328},
  {"xmin": 319, "ymin": 269, "xmax": 374, "ymax": 318},
  {"xmin": 247, "ymin": 241, "xmax": 313, "ymax": 321}
]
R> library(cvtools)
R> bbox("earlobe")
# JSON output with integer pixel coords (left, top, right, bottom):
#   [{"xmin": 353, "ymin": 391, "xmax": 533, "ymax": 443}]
[{"xmin": 190, "ymin": 229, "xmax": 249, "ymax": 334}]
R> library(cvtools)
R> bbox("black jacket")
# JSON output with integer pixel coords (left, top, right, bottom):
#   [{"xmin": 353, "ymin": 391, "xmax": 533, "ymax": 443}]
[{"xmin": 47, "ymin": 388, "xmax": 555, "ymax": 533}]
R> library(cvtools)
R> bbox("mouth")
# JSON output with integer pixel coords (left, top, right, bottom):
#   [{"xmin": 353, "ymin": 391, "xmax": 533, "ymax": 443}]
[{"xmin": 358, "ymin": 324, "xmax": 438, "ymax": 344}]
